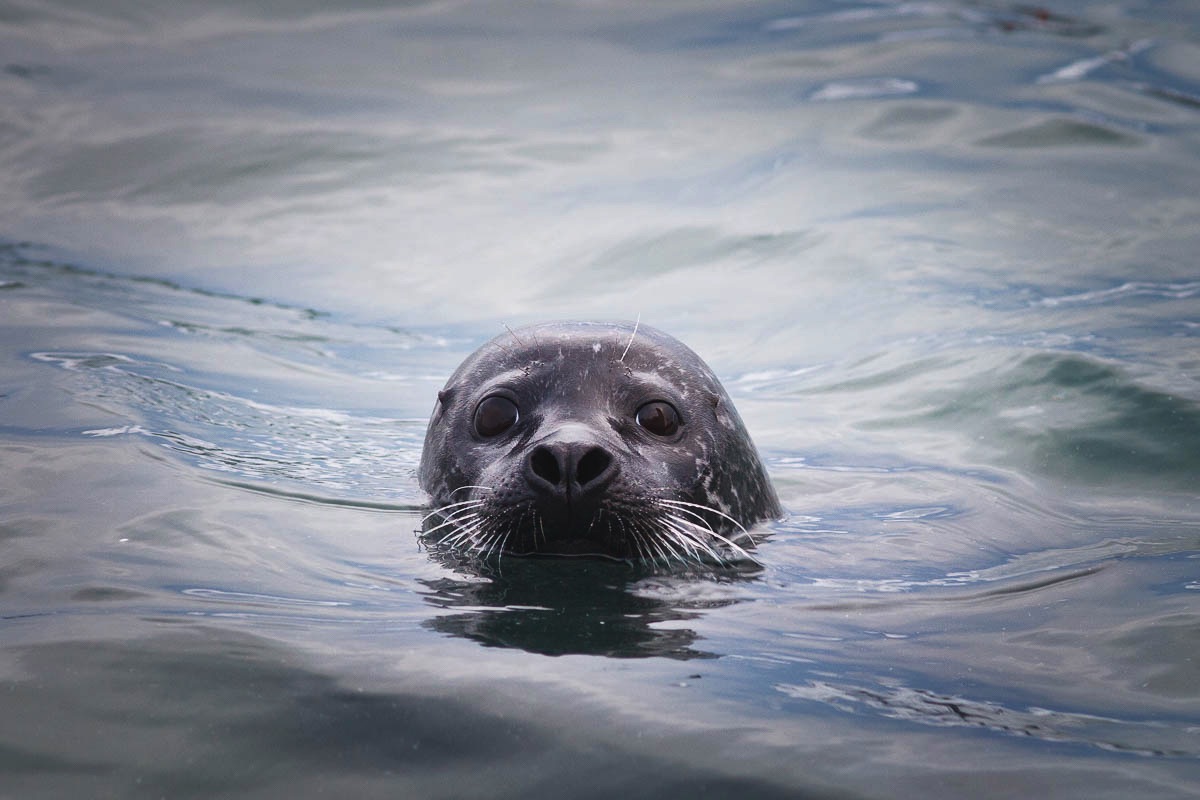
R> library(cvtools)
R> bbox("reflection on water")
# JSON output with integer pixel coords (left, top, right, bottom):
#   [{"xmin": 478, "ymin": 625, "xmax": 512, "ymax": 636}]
[
  {"xmin": 419, "ymin": 551, "xmax": 760, "ymax": 659},
  {"xmin": 2, "ymin": 0, "xmax": 1200, "ymax": 797},
  {"xmin": 1, "ymin": 629, "xmax": 831, "ymax": 799}
]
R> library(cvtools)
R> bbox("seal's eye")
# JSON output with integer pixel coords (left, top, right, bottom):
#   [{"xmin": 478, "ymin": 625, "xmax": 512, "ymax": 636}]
[
  {"xmin": 474, "ymin": 395, "xmax": 519, "ymax": 437},
  {"xmin": 636, "ymin": 401, "xmax": 680, "ymax": 437}
]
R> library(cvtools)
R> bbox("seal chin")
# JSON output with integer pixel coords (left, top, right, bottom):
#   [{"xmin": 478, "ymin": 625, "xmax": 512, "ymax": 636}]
[{"xmin": 530, "ymin": 538, "xmax": 615, "ymax": 558}]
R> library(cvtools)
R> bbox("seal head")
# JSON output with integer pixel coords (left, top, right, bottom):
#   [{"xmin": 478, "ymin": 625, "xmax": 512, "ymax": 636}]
[{"xmin": 418, "ymin": 321, "xmax": 780, "ymax": 562}]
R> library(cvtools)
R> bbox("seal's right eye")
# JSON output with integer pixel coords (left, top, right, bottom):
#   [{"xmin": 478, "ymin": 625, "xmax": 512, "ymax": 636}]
[{"xmin": 474, "ymin": 395, "xmax": 519, "ymax": 437}]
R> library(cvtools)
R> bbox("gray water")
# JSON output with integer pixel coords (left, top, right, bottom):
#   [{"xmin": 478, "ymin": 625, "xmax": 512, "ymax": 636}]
[{"xmin": 2, "ymin": 0, "xmax": 1199, "ymax": 797}]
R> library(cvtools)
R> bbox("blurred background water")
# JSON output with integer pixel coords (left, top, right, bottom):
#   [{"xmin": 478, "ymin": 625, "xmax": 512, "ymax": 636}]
[{"xmin": 2, "ymin": 0, "xmax": 1199, "ymax": 797}]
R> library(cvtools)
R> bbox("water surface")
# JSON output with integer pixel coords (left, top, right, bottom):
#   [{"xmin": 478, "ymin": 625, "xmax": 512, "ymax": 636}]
[{"xmin": 2, "ymin": 1, "xmax": 1199, "ymax": 797}]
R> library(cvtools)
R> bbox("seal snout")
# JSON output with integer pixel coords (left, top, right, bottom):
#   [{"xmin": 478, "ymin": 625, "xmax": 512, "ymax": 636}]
[
  {"xmin": 521, "ymin": 428, "xmax": 621, "ymax": 549},
  {"xmin": 526, "ymin": 439, "xmax": 617, "ymax": 503}
]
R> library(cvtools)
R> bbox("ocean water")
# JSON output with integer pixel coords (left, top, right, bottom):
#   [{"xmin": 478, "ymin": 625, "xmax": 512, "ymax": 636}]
[{"xmin": 2, "ymin": 0, "xmax": 1199, "ymax": 797}]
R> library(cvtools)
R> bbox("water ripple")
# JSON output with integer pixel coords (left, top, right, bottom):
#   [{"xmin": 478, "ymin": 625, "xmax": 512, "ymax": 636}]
[
  {"xmin": 1037, "ymin": 280, "xmax": 1200, "ymax": 307},
  {"xmin": 30, "ymin": 349, "xmax": 423, "ymax": 500},
  {"xmin": 810, "ymin": 78, "xmax": 920, "ymax": 101},
  {"xmin": 777, "ymin": 679, "xmax": 1200, "ymax": 758}
]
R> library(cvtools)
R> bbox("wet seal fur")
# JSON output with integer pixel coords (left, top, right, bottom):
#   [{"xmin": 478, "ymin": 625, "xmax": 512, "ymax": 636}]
[{"xmin": 418, "ymin": 321, "xmax": 780, "ymax": 564}]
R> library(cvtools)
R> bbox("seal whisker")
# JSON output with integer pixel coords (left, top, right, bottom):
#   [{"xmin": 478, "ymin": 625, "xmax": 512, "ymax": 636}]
[
  {"xmin": 655, "ymin": 505, "xmax": 739, "ymax": 560},
  {"xmin": 659, "ymin": 515, "xmax": 719, "ymax": 563},
  {"xmin": 662, "ymin": 512, "xmax": 758, "ymax": 564},
  {"xmin": 424, "ymin": 506, "xmax": 484, "ymax": 537},
  {"xmin": 657, "ymin": 498, "xmax": 754, "ymax": 544},
  {"xmin": 498, "ymin": 507, "xmax": 528, "ymax": 557},
  {"xmin": 440, "ymin": 515, "xmax": 485, "ymax": 547},
  {"xmin": 622, "ymin": 516, "xmax": 651, "ymax": 561},
  {"xmin": 424, "ymin": 508, "xmax": 486, "ymax": 538},
  {"xmin": 654, "ymin": 500, "xmax": 717, "ymax": 533},
  {"xmin": 613, "ymin": 514, "xmax": 635, "ymax": 560},
  {"xmin": 498, "ymin": 521, "xmax": 517, "ymax": 556},
  {"xmin": 613, "ymin": 514, "xmax": 640, "ymax": 561},
  {"xmin": 653, "ymin": 502, "xmax": 733, "ymax": 558},
  {"xmin": 421, "ymin": 499, "xmax": 487, "ymax": 525},
  {"xmin": 664, "ymin": 517, "xmax": 707, "ymax": 564},
  {"xmin": 450, "ymin": 485, "xmax": 495, "ymax": 496},
  {"xmin": 440, "ymin": 527, "xmax": 479, "ymax": 552},
  {"xmin": 509, "ymin": 507, "xmax": 533, "ymax": 555},
  {"xmin": 479, "ymin": 525, "xmax": 502, "ymax": 557},
  {"xmin": 659, "ymin": 533, "xmax": 692, "ymax": 565},
  {"xmin": 617, "ymin": 313, "xmax": 641, "ymax": 363},
  {"xmin": 657, "ymin": 513, "xmax": 700, "ymax": 563},
  {"xmin": 642, "ymin": 516, "xmax": 684, "ymax": 564},
  {"xmin": 502, "ymin": 323, "xmax": 525, "ymax": 347},
  {"xmin": 453, "ymin": 507, "xmax": 506, "ymax": 546},
  {"xmin": 472, "ymin": 507, "xmax": 501, "ymax": 555},
  {"xmin": 685, "ymin": 523, "xmax": 755, "ymax": 564}
]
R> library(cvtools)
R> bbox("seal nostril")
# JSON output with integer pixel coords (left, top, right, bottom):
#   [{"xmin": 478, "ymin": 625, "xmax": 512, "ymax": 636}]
[
  {"xmin": 530, "ymin": 447, "xmax": 562, "ymax": 486},
  {"xmin": 576, "ymin": 447, "xmax": 612, "ymax": 488}
]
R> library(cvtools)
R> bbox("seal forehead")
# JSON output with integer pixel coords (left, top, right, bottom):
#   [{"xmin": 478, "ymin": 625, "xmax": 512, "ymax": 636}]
[{"xmin": 503, "ymin": 322, "xmax": 710, "ymax": 369}]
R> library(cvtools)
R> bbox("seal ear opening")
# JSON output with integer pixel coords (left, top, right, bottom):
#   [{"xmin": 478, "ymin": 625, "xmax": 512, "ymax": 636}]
[{"xmin": 431, "ymin": 388, "xmax": 454, "ymax": 423}]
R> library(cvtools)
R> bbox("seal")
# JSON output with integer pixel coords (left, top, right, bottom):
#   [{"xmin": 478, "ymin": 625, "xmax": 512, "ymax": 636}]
[{"xmin": 418, "ymin": 321, "xmax": 780, "ymax": 563}]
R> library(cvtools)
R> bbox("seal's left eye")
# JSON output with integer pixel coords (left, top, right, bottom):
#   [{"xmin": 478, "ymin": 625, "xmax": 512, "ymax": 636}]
[
  {"xmin": 474, "ymin": 395, "xmax": 519, "ymax": 437},
  {"xmin": 636, "ymin": 401, "xmax": 680, "ymax": 437}
]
